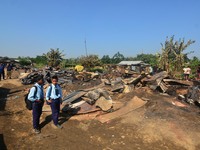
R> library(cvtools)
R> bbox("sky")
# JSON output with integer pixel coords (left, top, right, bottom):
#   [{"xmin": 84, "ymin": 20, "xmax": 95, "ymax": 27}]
[{"xmin": 0, "ymin": 0, "xmax": 200, "ymax": 58}]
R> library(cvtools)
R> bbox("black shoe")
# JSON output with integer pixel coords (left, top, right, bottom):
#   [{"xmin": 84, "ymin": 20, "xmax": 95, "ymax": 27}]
[
  {"xmin": 56, "ymin": 124, "xmax": 63, "ymax": 129},
  {"xmin": 33, "ymin": 128, "xmax": 41, "ymax": 134},
  {"xmin": 52, "ymin": 124, "xmax": 63, "ymax": 129}
]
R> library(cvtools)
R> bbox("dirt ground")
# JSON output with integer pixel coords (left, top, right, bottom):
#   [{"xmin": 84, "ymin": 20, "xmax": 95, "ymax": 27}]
[{"xmin": 0, "ymin": 72, "xmax": 200, "ymax": 150}]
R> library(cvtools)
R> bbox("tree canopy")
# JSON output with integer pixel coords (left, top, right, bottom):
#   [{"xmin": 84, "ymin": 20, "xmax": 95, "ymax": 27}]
[
  {"xmin": 79, "ymin": 55, "xmax": 101, "ymax": 68},
  {"xmin": 112, "ymin": 52, "xmax": 125, "ymax": 64},
  {"xmin": 43, "ymin": 48, "xmax": 65, "ymax": 67},
  {"xmin": 158, "ymin": 36, "xmax": 195, "ymax": 73}
]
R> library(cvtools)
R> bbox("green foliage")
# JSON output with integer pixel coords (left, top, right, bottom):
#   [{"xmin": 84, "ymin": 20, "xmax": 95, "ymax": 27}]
[
  {"xmin": 43, "ymin": 48, "xmax": 64, "ymax": 67},
  {"xmin": 65, "ymin": 58, "xmax": 79, "ymax": 67},
  {"xmin": 189, "ymin": 56, "xmax": 200, "ymax": 73},
  {"xmin": 101, "ymin": 53, "xmax": 157, "ymax": 66},
  {"xmin": 18, "ymin": 57, "xmax": 32, "ymax": 66},
  {"xmin": 112, "ymin": 52, "xmax": 125, "ymax": 64},
  {"xmin": 125, "ymin": 57, "xmax": 137, "ymax": 61},
  {"xmin": 89, "ymin": 67, "xmax": 104, "ymax": 73},
  {"xmin": 34, "ymin": 63, "xmax": 46, "ymax": 68},
  {"xmin": 101, "ymin": 55, "xmax": 112, "ymax": 64},
  {"xmin": 60, "ymin": 59, "xmax": 67, "ymax": 69},
  {"xmin": 158, "ymin": 36, "xmax": 195, "ymax": 73},
  {"xmin": 133, "ymin": 54, "xmax": 157, "ymax": 66},
  {"xmin": 79, "ymin": 55, "xmax": 101, "ymax": 68},
  {"xmin": 33, "ymin": 55, "xmax": 47, "ymax": 65}
]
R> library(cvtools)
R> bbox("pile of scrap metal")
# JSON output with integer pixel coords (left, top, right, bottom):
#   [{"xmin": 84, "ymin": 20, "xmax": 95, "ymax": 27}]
[
  {"xmin": 101, "ymin": 73, "xmax": 148, "ymax": 93},
  {"xmin": 74, "ymin": 71, "xmax": 100, "ymax": 82},
  {"xmin": 45, "ymin": 70, "xmax": 74, "ymax": 84},
  {"xmin": 144, "ymin": 71, "xmax": 192, "ymax": 94},
  {"xmin": 62, "ymin": 87, "xmax": 113, "ymax": 114},
  {"xmin": 176, "ymin": 81, "xmax": 200, "ymax": 107},
  {"xmin": 61, "ymin": 73, "xmax": 149, "ymax": 114},
  {"xmin": 21, "ymin": 70, "xmax": 75, "ymax": 85},
  {"xmin": 20, "ymin": 69, "xmax": 100, "ymax": 85},
  {"xmin": 49, "ymin": 70, "xmax": 200, "ymax": 116},
  {"xmin": 185, "ymin": 86, "xmax": 200, "ymax": 106},
  {"xmin": 21, "ymin": 72, "xmax": 43, "ymax": 85},
  {"xmin": 102, "ymin": 70, "xmax": 194, "ymax": 96}
]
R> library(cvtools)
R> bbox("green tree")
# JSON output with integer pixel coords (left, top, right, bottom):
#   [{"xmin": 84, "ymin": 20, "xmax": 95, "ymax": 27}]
[
  {"xmin": 112, "ymin": 52, "xmax": 125, "ymax": 64},
  {"xmin": 125, "ymin": 56, "xmax": 139, "ymax": 61},
  {"xmin": 134, "ymin": 54, "xmax": 157, "ymax": 66},
  {"xmin": 18, "ymin": 56, "xmax": 32, "ymax": 66},
  {"xmin": 189, "ymin": 56, "xmax": 200, "ymax": 73},
  {"xmin": 65, "ymin": 58, "xmax": 79, "ymax": 67},
  {"xmin": 158, "ymin": 36, "xmax": 195, "ymax": 73},
  {"xmin": 43, "ymin": 48, "xmax": 65, "ymax": 67},
  {"xmin": 101, "ymin": 55, "xmax": 111, "ymax": 64},
  {"xmin": 32, "ymin": 55, "xmax": 48, "ymax": 67},
  {"xmin": 172, "ymin": 38, "xmax": 195, "ymax": 72},
  {"xmin": 79, "ymin": 55, "xmax": 101, "ymax": 68},
  {"xmin": 60, "ymin": 59, "xmax": 67, "ymax": 69}
]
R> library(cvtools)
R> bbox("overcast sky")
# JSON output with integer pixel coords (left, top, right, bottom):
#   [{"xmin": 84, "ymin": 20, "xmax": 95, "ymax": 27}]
[{"xmin": 0, "ymin": 0, "xmax": 200, "ymax": 58}]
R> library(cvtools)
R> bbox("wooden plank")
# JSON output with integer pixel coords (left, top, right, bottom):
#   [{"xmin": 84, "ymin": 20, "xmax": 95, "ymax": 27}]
[
  {"xmin": 160, "ymin": 81, "xmax": 169, "ymax": 92},
  {"xmin": 62, "ymin": 91, "xmax": 87, "ymax": 105},
  {"xmin": 163, "ymin": 79, "xmax": 192, "ymax": 86}
]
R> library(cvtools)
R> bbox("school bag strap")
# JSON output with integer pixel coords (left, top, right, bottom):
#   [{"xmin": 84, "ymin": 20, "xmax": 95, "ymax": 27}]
[
  {"xmin": 33, "ymin": 86, "xmax": 37, "ymax": 99},
  {"xmin": 47, "ymin": 84, "xmax": 60, "ymax": 100}
]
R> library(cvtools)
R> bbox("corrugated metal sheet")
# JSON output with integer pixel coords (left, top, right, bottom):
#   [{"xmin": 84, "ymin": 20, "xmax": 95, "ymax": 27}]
[{"xmin": 118, "ymin": 61, "xmax": 144, "ymax": 66}]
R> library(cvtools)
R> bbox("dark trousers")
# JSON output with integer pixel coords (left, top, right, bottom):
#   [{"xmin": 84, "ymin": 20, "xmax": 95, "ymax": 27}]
[
  {"xmin": 0, "ymin": 72, "xmax": 4, "ymax": 80},
  {"xmin": 32, "ymin": 101, "xmax": 44, "ymax": 129},
  {"xmin": 50, "ymin": 99, "xmax": 60, "ymax": 125}
]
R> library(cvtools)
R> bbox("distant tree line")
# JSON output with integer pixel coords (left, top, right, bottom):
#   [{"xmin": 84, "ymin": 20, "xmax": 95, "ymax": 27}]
[
  {"xmin": 17, "ymin": 50, "xmax": 158, "ymax": 68},
  {"xmin": 16, "ymin": 36, "xmax": 200, "ymax": 76}
]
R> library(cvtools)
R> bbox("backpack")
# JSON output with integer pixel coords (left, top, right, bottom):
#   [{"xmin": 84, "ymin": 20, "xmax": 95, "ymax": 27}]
[{"xmin": 25, "ymin": 86, "xmax": 37, "ymax": 110}]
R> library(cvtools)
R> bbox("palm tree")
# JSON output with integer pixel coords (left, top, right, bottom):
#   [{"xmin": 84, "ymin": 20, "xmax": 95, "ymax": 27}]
[{"xmin": 43, "ymin": 48, "xmax": 65, "ymax": 67}]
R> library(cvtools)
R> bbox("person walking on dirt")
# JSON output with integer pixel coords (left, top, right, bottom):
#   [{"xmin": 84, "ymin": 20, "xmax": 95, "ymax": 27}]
[
  {"xmin": 183, "ymin": 66, "xmax": 191, "ymax": 81},
  {"xmin": 0, "ymin": 63, "xmax": 5, "ymax": 80},
  {"xmin": 6, "ymin": 63, "xmax": 13, "ymax": 79},
  {"xmin": 28, "ymin": 75, "xmax": 44, "ymax": 134},
  {"xmin": 46, "ymin": 75, "xmax": 63, "ymax": 129}
]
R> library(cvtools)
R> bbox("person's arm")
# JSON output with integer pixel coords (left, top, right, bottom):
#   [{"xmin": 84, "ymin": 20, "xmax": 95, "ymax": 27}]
[{"xmin": 28, "ymin": 87, "xmax": 37, "ymax": 102}]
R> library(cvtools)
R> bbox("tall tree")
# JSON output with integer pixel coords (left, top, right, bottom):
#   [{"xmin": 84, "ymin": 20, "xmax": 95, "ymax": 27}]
[
  {"xmin": 158, "ymin": 36, "xmax": 195, "ymax": 73},
  {"xmin": 112, "ymin": 52, "xmax": 125, "ymax": 64},
  {"xmin": 33, "ymin": 55, "xmax": 47, "ymax": 65},
  {"xmin": 101, "ymin": 55, "xmax": 111, "ymax": 64},
  {"xmin": 65, "ymin": 58, "xmax": 79, "ymax": 67},
  {"xmin": 43, "ymin": 48, "xmax": 64, "ymax": 67},
  {"xmin": 189, "ymin": 56, "xmax": 200, "ymax": 73},
  {"xmin": 134, "ymin": 54, "xmax": 157, "ymax": 66},
  {"xmin": 18, "ymin": 56, "xmax": 32, "ymax": 66}
]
